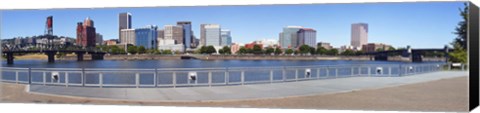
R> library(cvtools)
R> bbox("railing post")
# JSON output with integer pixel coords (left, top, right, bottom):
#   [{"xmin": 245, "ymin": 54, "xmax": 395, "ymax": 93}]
[
  {"xmin": 225, "ymin": 67, "xmax": 229, "ymax": 85},
  {"xmin": 295, "ymin": 69, "xmax": 298, "ymax": 81},
  {"xmin": 172, "ymin": 72, "xmax": 176, "ymax": 88},
  {"xmin": 65, "ymin": 72, "xmax": 69, "ymax": 87},
  {"xmin": 368, "ymin": 67, "xmax": 371, "ymax": 77},
  {"xmin": 282, "ymin": 67, "xmax": 286, "ymax": 82},
  {"xmin": 241, "ymin": 71, "xmax": 245, "ymax": 85},
  {"xmin": 43, "ymin": 71, "xmax": 46, "ymax": 86},
  {"xmin": 269, "ymin": 69, "xmax": 273, "ymax": 83},
  {"xmin": 357, "ymin": 66, "xmax": 362, "ymax": 76},
  {"xmin": 335, "ymin": 67, "xmax": 338, "ymax": 78},
  {"xmin": 389, "ymin": 67, "xmax": 392, "ymax": 77},
  {"xmin": 326, "ymin": 67, "xmax": 330, "ymax": 78},
  {"xmin": 154, "ymin": 68, "xmax": 158, "ymax": 87},
  {"xmin": 15, "ymin": 71, "xmax": 19, "ymax": 84},
  {"xmin": 316, "ymin": 68, "xmax": 320, "ymax": 79},
  {"xmin": 135, "ymin": 73, "xmax": 140, "ymax": 88},
  {"xmin": 208, "ymin": 71, "xmax": 212, "ymax": 87},
  {"xmin": 81, "ymin": 68, "xmax": 85, "ymax": 87},
  {"xmin": 351, "ymin": 67, "xmax": 354, "ymax": 77},
  {"xmin": 99, "ymin": 73, "xmax": 103, "ymax": 88},
  {"xmin": 28, "ymin": 68, "xmax": 32, "ymax": 84}
]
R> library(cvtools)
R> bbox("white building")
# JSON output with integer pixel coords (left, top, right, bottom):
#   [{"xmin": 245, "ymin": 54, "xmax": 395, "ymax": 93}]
[
  {"xmin": 120, "ymin": 29, "xmax": 136, "ymax": 45},
  {"xmin": 158, "ymin": 38, "xmax": 184, "ymax": 53},
  {"xmin": 202, "ymin": 24, "xmax": 221, "ymax": 46},
  {"xmin": 351, "ymin": 23, "xmax": 368, "ymax": 48}
]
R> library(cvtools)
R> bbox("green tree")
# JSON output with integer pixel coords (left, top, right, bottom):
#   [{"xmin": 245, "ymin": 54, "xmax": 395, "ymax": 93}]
[
  {"xmin": 127, "ymin": 46, "xmax": 137, "ymax": 54},
  {"xmin": 341, "ymin": 50, "xmax": 355, "ymax": 56},
  {"xmin": 274, "ymin": 48, "xmax": 282, "ymax": 55},
  {"xmin": 137, "ymin": 46, "xmax": 146, "ymax": 54},
  {"xmin": 376, "ymin": 48, "xmax": 385, "ymax": 52},
  {"xmin": 298, "ymin": 45, "xmax": 311, "ymax": 54},
  {"xmin": 309, "ymin": 47, "xmax": 316, "ymax": 55},
  {"xmin": 162, "ymin": 50, "xmax": 173, "ymax": 55},
  {"xmin": 316, "ymin": 47, "xmax": 327, "ymax": 55},
  {"xmin": 285, "ymin": 49, "xmax": 294, "ymax": 55},
  {"xmin": 265, "ymin": 47, "xmax": 275, "ymax": 54},
  {"xmin": 199, "ymin": 46, "xmax": 208, "ymax": 54},
  {"xmin": 355, "ymin": 51, "xmax": 364, "ymax": 55},
  {"xmin": 219, "ymin": 46, "xmax": 231, "ymax": 55},
  {"xmin": 326, "ymin": 49, "xmax": 338, "ymax": 56},
  {"xmin": 238, "ymin": 47, "xmax": 248, "ymax": 54},
  {"xmin": 449, "ymin": 43, "xmax": 467, "ymax": 63},
  {"xmin": 252, "ymin": 44, "xmax": 263, "ymax": 54},
  {"xmin": 453, "ymin": 3, "xmax": 468, "ymax": 50},
  {"xmin": 206, "ymin": 45, "xmax": 217, "ymax": 54},
  {"xmin": 388, "ymin": 46, "xmax": 396, "ymax": 51},
  {"xmin": 449, "ymin": 3, "xmax": 468, "ymax": 63}
]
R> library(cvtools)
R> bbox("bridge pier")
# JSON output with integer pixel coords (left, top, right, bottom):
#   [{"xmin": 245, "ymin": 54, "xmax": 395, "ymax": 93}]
[
  {"xmin": 45, "ymin": 52, "xmax": 56, "ymax": 63},
  {"xmin": 76, "ymin": 52, "xmax": 84, "ymax": 61},
  {"xmin": 6, "ymin": 53, "xmax": 14, "ymax": 64}
]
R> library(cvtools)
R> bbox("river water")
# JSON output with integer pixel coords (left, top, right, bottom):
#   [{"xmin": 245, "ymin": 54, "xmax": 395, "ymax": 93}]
[{"xmin": 1, "ymin": 59, "xmax": 438, "ymax": 68}]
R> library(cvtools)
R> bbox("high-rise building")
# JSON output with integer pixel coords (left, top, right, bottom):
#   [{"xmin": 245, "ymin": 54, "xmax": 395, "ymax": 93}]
[
  {"xmin": 279, "ymin": 26, "xmax": 302, "ymax": 49},
  {"xmin": 119, "ymin": 12, "xmax": 132, "ymax": 43},
  {"xmin": 351, "ymin": 23, "xmax": 368, "ymax": 48},
  {"xmin": 297, "ymin": 28, "xmax": 316, "ymax": 48},
  {"xmin": 201, "ymin": 24, "xmax": 221, "ymax": 46},
  {"xmin": 135, "ymin": 25, "xmax": 158, "ymax": 49},
  {"xmin": 177, "ymin": 21, "xmax": 192, "ymax": 49},
  {"xmin": 200, "ymin": 24, "xmax": 206, "ymax": 46},
  {"xmin": 76, "ymin": 17, "xmax": 96, "ymax": 47},
  {"xmin": 163, "ymin": 25, "xmax": 184, "ymax": 45},
  {"xmin": 95, "ymin": 33, "xmax": 103, "ymax": 45},
  {"xmin": 120, "ymin": 29, "xmax": 136, "ymax": 45},
  {"xmin": 220, "ymin": 29, "xmax": 232, "ymax": 46}
]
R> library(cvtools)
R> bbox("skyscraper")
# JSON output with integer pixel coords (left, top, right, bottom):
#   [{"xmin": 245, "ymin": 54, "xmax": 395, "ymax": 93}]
[
  {"xmin": 119, "ymin": 12, "xmax": 132, "ymax": 43},
  {"xmin": 297, "ymin": 28, "xmax": 317, "ymax": 48},
  {"xmin": 177, "ymin": 21, "xmax": 192, "ymax": 49},
  {"xmin": 76, "ymin": 17, "xmax": 96, "ymax": 47},
  {"xmin": 135, "ymin": 25, "xmax": 158, "ymax": 49},
  {"xmin": 163, "ymin": 25, "xmax": 184, "ymax": 45},
  {"xmin": 351, "ymin": 23, "xmax": 368, "ymax": 48},
  {"xmin": 279, "ymin": 26, "xmax": 302, "ymax": 49},
  {"xmin": 201, "ymin": 24, "xmax": 221, "ymax": 46},
  {"xmin": 220, "ymin": 29, "xmax": 232, "ymax": 46}
]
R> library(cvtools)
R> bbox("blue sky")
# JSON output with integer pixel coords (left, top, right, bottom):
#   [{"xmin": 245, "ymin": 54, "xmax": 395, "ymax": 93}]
[{"xmin": 1, "ymin": 2, "xmax": 465, "ymax": 48}]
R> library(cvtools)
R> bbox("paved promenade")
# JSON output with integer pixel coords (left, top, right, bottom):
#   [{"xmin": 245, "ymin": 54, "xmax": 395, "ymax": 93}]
[{"xmin": 27, "ymin": 71, "xmax": 467, "ymax": 102}]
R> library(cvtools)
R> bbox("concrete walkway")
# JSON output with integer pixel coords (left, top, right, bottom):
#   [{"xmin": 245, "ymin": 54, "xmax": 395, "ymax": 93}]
[{"xmin": 27, "ymin": 71, "xmax": 468, "ymax": 102}]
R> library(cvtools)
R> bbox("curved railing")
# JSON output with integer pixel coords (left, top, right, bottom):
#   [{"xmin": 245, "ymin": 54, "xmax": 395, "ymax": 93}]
[{"xmin": 0, "ymin": 63, "xmax": 447, "ymax": 88}]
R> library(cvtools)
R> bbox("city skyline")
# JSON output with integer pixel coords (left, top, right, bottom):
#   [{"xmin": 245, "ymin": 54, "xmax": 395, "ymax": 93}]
[{"xmin": 1, "ymin": 2, "xmax": 464, "ymax": 48}]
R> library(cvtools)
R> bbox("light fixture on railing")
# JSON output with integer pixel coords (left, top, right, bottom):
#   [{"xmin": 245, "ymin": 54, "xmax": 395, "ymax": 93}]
[
  {"xmin": 189, "ymin": 72, "xmax": 197, "ymax": 81},
  {"xmin": 305, "ymin": 68, "xmax": 311, "ymax": 78},
  {"xmin": 51, "ymin": 71, "xmax": 59, "ymax": 83},
  {"xmin": 376, "ymin": 67, "xmax": 383, "ymax": 74}
]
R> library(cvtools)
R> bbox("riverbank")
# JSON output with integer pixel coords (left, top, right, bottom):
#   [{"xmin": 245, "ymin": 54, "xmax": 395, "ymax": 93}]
[{"xmin": 0, "ymin": 76, "xmax": 467, "ymax": 112}]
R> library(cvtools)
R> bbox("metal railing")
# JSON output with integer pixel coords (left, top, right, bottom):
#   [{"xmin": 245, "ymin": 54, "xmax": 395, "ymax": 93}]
[{"xmin": 0, "ymin": 63, "xmax": 447, "ymax": 88}]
